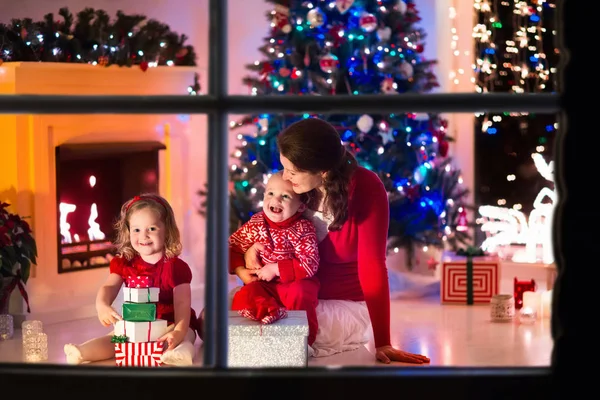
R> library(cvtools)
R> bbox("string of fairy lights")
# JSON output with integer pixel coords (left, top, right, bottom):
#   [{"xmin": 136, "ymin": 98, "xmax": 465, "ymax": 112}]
[
  {"xmin": 473, "ymin": 0, "xmax": 557, "ymax": 133},
  {"xmin": 447, "ymin": 0, "xmax": 471, "ymax": 88}
]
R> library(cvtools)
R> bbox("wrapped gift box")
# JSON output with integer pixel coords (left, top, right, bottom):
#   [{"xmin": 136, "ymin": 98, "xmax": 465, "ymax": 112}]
[
  {"xmin": 114, "ymin": 319, "xmax": 168, "ymax": 343},
  {"xmin": 440, "ymin": 251, "xmax": 500, "ymax": 305},
  {"xmin": 123, "ymin": 287, "xmax": 160, "ymax": 303},
  {"xmin": 228, "ymin": 310, "xmax": 308, "ymax": 368},
  {"xmin": 115, "ymin": 341, "xmax": 164, "ymax": 367},
  {"xmin": 126, "ymin": 275, "xmax": 152, "ymax": 288},
  {"xmin": 122, "ymin": 302, "xmax": 156, "ymax": 321}
]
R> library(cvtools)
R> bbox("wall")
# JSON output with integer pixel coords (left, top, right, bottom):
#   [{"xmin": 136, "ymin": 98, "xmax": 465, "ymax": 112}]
[{"xmin": 435, "ymin": 0, "xmax": 477, "ymax": 210}]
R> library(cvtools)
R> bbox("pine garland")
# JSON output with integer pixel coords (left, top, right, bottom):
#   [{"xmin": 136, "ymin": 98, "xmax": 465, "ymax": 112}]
[{"xmin": 0, "ymin": 7, "xmax": 197, "ymax": 68}]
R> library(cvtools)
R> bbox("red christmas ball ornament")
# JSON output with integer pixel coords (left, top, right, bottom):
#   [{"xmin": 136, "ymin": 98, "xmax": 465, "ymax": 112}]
[
  {"xmin": 359, "ymin": 12, "xmax": 378, "ymax": 32},
  {"xmin": 139, "ymin": 61, "xmax": 149, "ymax": 72},
  {"xmin": 279, "ymin": 67, "xmax": 291, "ymax": 78},
  {"xmin": 291, "ymin": 67, "xmax": 301, "ymax": 79},
  {"xmin": 272, "ymin": 4, "xmax": 292, "ymax": 34},
  {"xmin": 260, "ymin": 62, "xmax": 275, "ymax": 82},
  {"xmin": 176, "ymin": 48, "xmax": 189, "ymax": 58},
  {"xmin": 438, "ymin": 140, "xmax": 449, "ymax": 157},
  {"xmin": 415, "ymin": 44, "xmax": 424, "ymax": 53},
  {"xmin": 405, "ymin": 184, "xmax": 420, "ymax": 201},
  {"xmin": 319, "ymin": 53, "xmax": 339, "ymax": 74}
]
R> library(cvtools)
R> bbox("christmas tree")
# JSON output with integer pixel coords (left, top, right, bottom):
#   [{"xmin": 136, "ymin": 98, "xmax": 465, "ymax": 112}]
[{"xmin": 224, "ymin": 0, "xmax": 473, "ymax": 262}]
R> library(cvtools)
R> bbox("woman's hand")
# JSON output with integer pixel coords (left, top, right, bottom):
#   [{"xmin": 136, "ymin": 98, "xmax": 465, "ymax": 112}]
[
  {"xmin": 375, "ymin": 345, "xmax": 431, "ymax": 364},
  {"xmin": 159, "ymin": 329, "xmax": 186, "ymax": 351},
  {"xmin": 244, "ymin": 242, "xmax": 265, "ymax": 270},
  {"xmin": 96, "ymin": 304, "xmax": 122, "ymax": 327},
  {"xmin": 235, "ymin": 266, "xmax": 258, "ymax": 285}
]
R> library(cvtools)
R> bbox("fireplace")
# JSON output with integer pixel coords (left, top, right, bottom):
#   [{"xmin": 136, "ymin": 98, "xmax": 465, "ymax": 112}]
[{"xmin": 55, "ymin": 141, "xmax": 166, "ymax": 274}]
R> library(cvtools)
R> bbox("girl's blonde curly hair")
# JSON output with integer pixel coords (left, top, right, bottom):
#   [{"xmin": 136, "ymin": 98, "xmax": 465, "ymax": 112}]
[{"xmin": 113, "ymin": 193, "xmax": 182, "ymax": 261}]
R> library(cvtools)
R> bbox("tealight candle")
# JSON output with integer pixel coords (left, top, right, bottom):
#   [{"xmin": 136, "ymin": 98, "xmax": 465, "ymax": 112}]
[
  {"xmin": 518, "ymin": 306, "xmax": 537, "ymax": 324},
  {"xmin": 541, "ymin": 290, "xmax": 552, "ymax": 319},
  {"xmin": 23, "ymin": 332, "xmax": 48, "ymax": 362},
  {"xmin": 522, "ymin": 291, "xmax": 541, "ymax": 316}
]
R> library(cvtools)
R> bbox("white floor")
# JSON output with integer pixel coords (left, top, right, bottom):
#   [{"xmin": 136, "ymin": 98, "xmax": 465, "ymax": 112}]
[{"xmin": 0, "ymin": 294, "xmax": 553, "ymax": 368}]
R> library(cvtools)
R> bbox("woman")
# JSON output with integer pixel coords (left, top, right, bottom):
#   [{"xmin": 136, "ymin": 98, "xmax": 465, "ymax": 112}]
[{"xmin": 239, "ymin": 117, "xmax": 430, "ymax": 365}]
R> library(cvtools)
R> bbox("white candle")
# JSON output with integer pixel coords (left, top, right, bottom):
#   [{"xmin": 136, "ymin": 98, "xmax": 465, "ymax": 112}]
[
  {"xmin": 541, "ymin": 290, "xmax": 552, "ymax": 319},
  {"xmin": 522, "ymin": 291, "xmax": 541, "ymax": 315}
]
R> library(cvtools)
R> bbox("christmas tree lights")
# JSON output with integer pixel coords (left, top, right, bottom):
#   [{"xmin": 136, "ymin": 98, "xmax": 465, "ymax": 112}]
[{"xmin": 225, "ymin": 0, "xmax": 474, "ymax": 264}]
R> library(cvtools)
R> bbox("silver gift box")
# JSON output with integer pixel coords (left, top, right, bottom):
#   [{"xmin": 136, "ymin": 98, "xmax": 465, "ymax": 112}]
[{"xmin": 228, "ymin": 310, "xmax": 309, "ymax": 368}]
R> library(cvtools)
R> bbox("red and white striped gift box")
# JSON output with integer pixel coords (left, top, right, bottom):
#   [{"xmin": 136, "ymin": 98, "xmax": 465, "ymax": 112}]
[
  {"xmin": 440, "ymin": 255, "xmax": 500, "ymax": 305},
  {"xmin": 114, "ymin": 342, "xmax": 164, "ymax": 367}
]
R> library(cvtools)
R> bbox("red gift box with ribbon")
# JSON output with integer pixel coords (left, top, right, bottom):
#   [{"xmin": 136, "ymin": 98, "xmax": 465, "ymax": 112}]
[
  {"xmin": 127, "ymin": 275, "xmax": 152, "ymax": 288},
  {"xmin": 114, "ymin": 341, "xmax": 164, "ymax": 367}
]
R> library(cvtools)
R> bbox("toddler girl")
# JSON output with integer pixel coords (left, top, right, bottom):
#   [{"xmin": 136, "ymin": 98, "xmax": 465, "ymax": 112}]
[{"xmin": 63, "ymin": 193, "xmax": 200, "ymax": 366}]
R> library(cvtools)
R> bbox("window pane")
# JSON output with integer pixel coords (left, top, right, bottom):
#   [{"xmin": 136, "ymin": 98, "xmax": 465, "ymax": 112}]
[
  {"xmin": 222, "ymin": 111, "xmax": 554, "ymax": 367},
  {"xmin": 0, "ymin": 111, "xmax": 209, "ymax": 369},
  {"xmin": 227, "ymin": 0, "xmax": 559, "ymax": 98}
]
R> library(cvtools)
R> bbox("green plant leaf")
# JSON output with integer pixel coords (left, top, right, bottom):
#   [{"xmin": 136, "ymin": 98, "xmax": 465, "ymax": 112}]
[
  {"xmin": 0, "ymin": 246, "xmax": 17, "ymax": 267},
  {"xmin": 20, "ymin": 257, "xmax": 31, "ymax": 283}
]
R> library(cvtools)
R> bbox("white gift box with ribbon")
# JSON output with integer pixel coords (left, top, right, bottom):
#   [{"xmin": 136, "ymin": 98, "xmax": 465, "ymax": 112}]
[
  {"xmin": 114, "ymin": 319, "xmax": 168, "ymax": 343},
  {"xmin": 123, "ymin": 287, "xmax": 160, "ymax": 303}
]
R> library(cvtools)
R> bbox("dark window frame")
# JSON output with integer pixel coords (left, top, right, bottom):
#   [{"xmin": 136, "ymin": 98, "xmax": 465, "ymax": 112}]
[{"xmin": 0, "ymin": 0, "xmax": 583, "ymax": 397}]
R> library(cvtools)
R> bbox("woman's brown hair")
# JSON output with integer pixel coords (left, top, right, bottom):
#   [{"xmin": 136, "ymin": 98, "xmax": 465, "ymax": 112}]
[
  {"xmin": 276, "ymin": 118, "xmax": 357, "ymax": 230},
  {"xmin": 113, "ymin": 193, "xmax": 182, "ymax": 260}
]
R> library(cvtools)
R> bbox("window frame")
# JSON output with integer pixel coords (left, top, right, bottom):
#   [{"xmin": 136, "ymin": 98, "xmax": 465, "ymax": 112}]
[{"xmin": 0, "ymin": 0, "xmax": 578, "ymax": 397}]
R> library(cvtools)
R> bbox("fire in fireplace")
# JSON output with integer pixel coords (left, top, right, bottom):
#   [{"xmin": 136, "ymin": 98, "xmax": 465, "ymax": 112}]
[{"xmin": 55, "ymin": 141, "xmax": 166, "ymax": 273}]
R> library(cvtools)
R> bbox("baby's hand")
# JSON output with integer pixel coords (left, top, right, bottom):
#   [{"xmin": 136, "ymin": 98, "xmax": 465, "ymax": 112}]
[
  {"xmin": 256, "ymin": 263, "xmax": 279, "ymax": 282},
  {"xmin": 97, "ymin": 304, "xmax": 122, "ymax": 327}
]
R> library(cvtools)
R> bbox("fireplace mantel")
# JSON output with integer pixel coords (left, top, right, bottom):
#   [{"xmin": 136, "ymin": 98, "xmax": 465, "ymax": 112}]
[
  {"xmin": 57, "ymin": 141, "xmax": 167, "ymax": 160},
  {"xmin": 0, "ymin": 61, "xmax": 199, "ymax": 322}
]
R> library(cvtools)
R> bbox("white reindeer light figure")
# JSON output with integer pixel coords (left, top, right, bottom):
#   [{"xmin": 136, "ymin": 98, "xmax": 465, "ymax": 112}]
[{"xmin": 478, "ymin": 153, "xmax": 555, "ymax": 264}]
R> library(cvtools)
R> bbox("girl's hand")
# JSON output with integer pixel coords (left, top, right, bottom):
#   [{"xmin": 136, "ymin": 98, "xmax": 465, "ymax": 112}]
[
  {"xmin": 159, "ymin": 329, "xmax": 186, "ymax": 351},
  {"xmin": 244, "ymin": 243, "xmax": 265, "ymax": 270},
  {"xmin": 256, "ymin": 263, "xmax": 279, "ymax": 282},
  {"xmin": 97, "ymin": 304, "xmax": 122, "ymax": 327}
]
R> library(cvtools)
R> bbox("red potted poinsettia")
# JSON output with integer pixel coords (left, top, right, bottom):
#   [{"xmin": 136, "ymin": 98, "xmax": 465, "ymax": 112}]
[{"xmin": 0, "ymin": 202, "xmax": 36, "ymax": 314}]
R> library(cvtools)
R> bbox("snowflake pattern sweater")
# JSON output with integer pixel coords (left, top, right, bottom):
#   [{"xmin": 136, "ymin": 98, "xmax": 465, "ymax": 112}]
[{"xmin": 228, "ymin": 211, "xmax": 320, "ymax": 282}]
